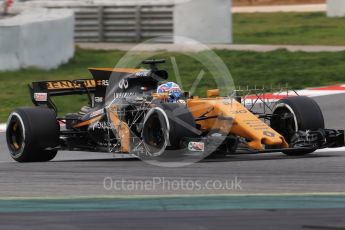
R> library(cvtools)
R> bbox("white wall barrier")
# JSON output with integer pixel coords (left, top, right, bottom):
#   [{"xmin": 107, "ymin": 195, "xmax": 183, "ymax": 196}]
[
  {"xmin": 0, "ymin": 7, "xmax": 74, "ymax": 71},
  {"xmin": 174, "ymin": 0, "xmax": 232, "ymax": 44},
  {"xmin": 327, "ymin": 0, "xmax": 345, "ymax": 17},
  {"xmin": 23, "ymin": 0, "xmax": 232, "ymax": 44}
]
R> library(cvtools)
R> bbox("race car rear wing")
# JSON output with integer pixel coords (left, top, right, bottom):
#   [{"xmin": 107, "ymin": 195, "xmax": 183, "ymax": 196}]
[{"xmin": 28, "ymin": 79, "xmax": 96, "ymax": 112}]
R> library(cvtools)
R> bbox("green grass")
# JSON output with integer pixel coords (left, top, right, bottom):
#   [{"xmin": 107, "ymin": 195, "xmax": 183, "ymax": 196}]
[
  {"xmin": 0, "ymin": 48, "xmax": 345, "ymax": 122},
  {"xmin": 234, "ymin": 12, "xmax": 345, "ymax": 45}
]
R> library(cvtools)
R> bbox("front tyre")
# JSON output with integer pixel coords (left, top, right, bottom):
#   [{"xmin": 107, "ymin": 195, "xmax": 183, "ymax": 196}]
[
  {"xmin": 6, "ymin": 107, "xmax": 59, "ymax": 162},
  {"xmin": 271, "ymin": 96, "xmax": 324, "ymax": 156}
]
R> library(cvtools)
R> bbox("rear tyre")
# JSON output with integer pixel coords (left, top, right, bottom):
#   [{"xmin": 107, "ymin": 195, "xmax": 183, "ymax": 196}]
[
  {"xmin": 6, "ymin": 107, "xmax": 59, "ymax": 162},
  {"xmin": 141, "ymin": 103, "xmax": 197, "ymax": 159},
  {"xmin": 271, "ymin": 96, "xmax": 324, "ymax": 156}
]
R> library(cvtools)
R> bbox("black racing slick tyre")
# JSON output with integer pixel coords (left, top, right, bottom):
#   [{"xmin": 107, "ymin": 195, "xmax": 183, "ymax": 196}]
[
  {"xmin": 271, "ymin": 96, "xmax": 324, "ymax": 156},
  {"xmin": 6, "ymin": 107, "xmax": 59, "ymax": 163},
  {"xmin": 141, "ymin": 103, "xmax": 197, "ymax": 159}
]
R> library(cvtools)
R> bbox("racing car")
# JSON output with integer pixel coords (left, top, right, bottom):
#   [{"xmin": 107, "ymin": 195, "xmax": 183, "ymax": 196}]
[{"xmin": 5, "ymin": 59, "xmax": 345, "ymax": 162}]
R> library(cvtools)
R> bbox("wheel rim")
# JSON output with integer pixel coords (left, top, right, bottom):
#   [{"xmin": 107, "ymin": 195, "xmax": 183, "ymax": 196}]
[
  {"xmin": 272, "ymin": 105, "xmax": 298, "ymax": 142},
  {"xmin": 142, "ymin": 111, "xmax": 168, "ymax": 157},
  {"xmin": 7, "ymin": 116, "xmax": 25, "ymax": 156}
]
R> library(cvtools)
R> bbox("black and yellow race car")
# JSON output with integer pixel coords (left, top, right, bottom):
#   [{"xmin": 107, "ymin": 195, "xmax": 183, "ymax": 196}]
[{"xmin": 5, "ymin": 60, "xmax": 344, "ymax": 162}]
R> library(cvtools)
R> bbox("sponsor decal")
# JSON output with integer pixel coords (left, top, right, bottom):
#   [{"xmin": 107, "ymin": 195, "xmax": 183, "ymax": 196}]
[
  {"xmin": 244, "ymin": 120, "xmax": 270, "ymax": 130},
  {"xmin": 114, "ymin": 92, "xmax": 136, "ymax": 99},
  {"xmin": 135, "ymin": 97, "xmax": 145, "ymax": 101},
  {"xmin": 97, "ymin": 80, "xmax": 109, "ymax": 87},
  {"xmin": 188, "ymin": 142, "xmax": 205, "ymax": 152},
  {"xmin": 34, "ymin": 93, "xmax": 48, "ymax": 102},
  {"xmin": 211, "ymin": 133, "xmax": 223, "ymax": 137},
  {"xmin": 46, "ymin": 80, "xmax": 95, "ymax": 90},
  {"xmin": 229, "ymin": 110, "xmax": 247, "ymax": 114},
  {"xmin": 90, "ymin": 109, "xmax": 104, "ymax": 118},
  {"xmin": 91, "ymin": 121, "xmax": 114, "ymax": 131},
  {"xmin": 119, "ymin": 79, "xmax": 129, "ymax": 89},
  {"xmin": 135, "ymin": 71, "xmax": 150, "ymax": 77},
  {"xmin": 263, "ymin": 131, "xmax": 276, "ymax": 137},
  {"xmin": 95, "ymin": 97, "xmax": 103, "ymax": 103}
]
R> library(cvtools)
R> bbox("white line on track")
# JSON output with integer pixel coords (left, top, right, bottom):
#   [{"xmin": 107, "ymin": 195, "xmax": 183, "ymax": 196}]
[
  {"xmin": 0, "ymin": 124, "xmax": 5, "ymax": 133},
  {"xmin": 316, "ymin": 147, "xmax": 345, "ymax": 152}
]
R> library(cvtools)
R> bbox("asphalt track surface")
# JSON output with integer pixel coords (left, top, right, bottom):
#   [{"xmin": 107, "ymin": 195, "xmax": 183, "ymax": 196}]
[{"xmin": 1, "ymin": 94, "xmax": 345, "ymax": 229}]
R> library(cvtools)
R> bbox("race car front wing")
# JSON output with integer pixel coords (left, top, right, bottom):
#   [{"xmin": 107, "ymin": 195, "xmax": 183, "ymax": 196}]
[{"xmin": 182, "ymin": 129, "xmax": 345, "ymax": 155}]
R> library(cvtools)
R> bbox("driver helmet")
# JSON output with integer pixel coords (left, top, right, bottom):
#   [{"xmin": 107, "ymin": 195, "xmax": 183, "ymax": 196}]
[{"xmin": 157, "ymin": 82, "xmax": 183, "ymax": 103}]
